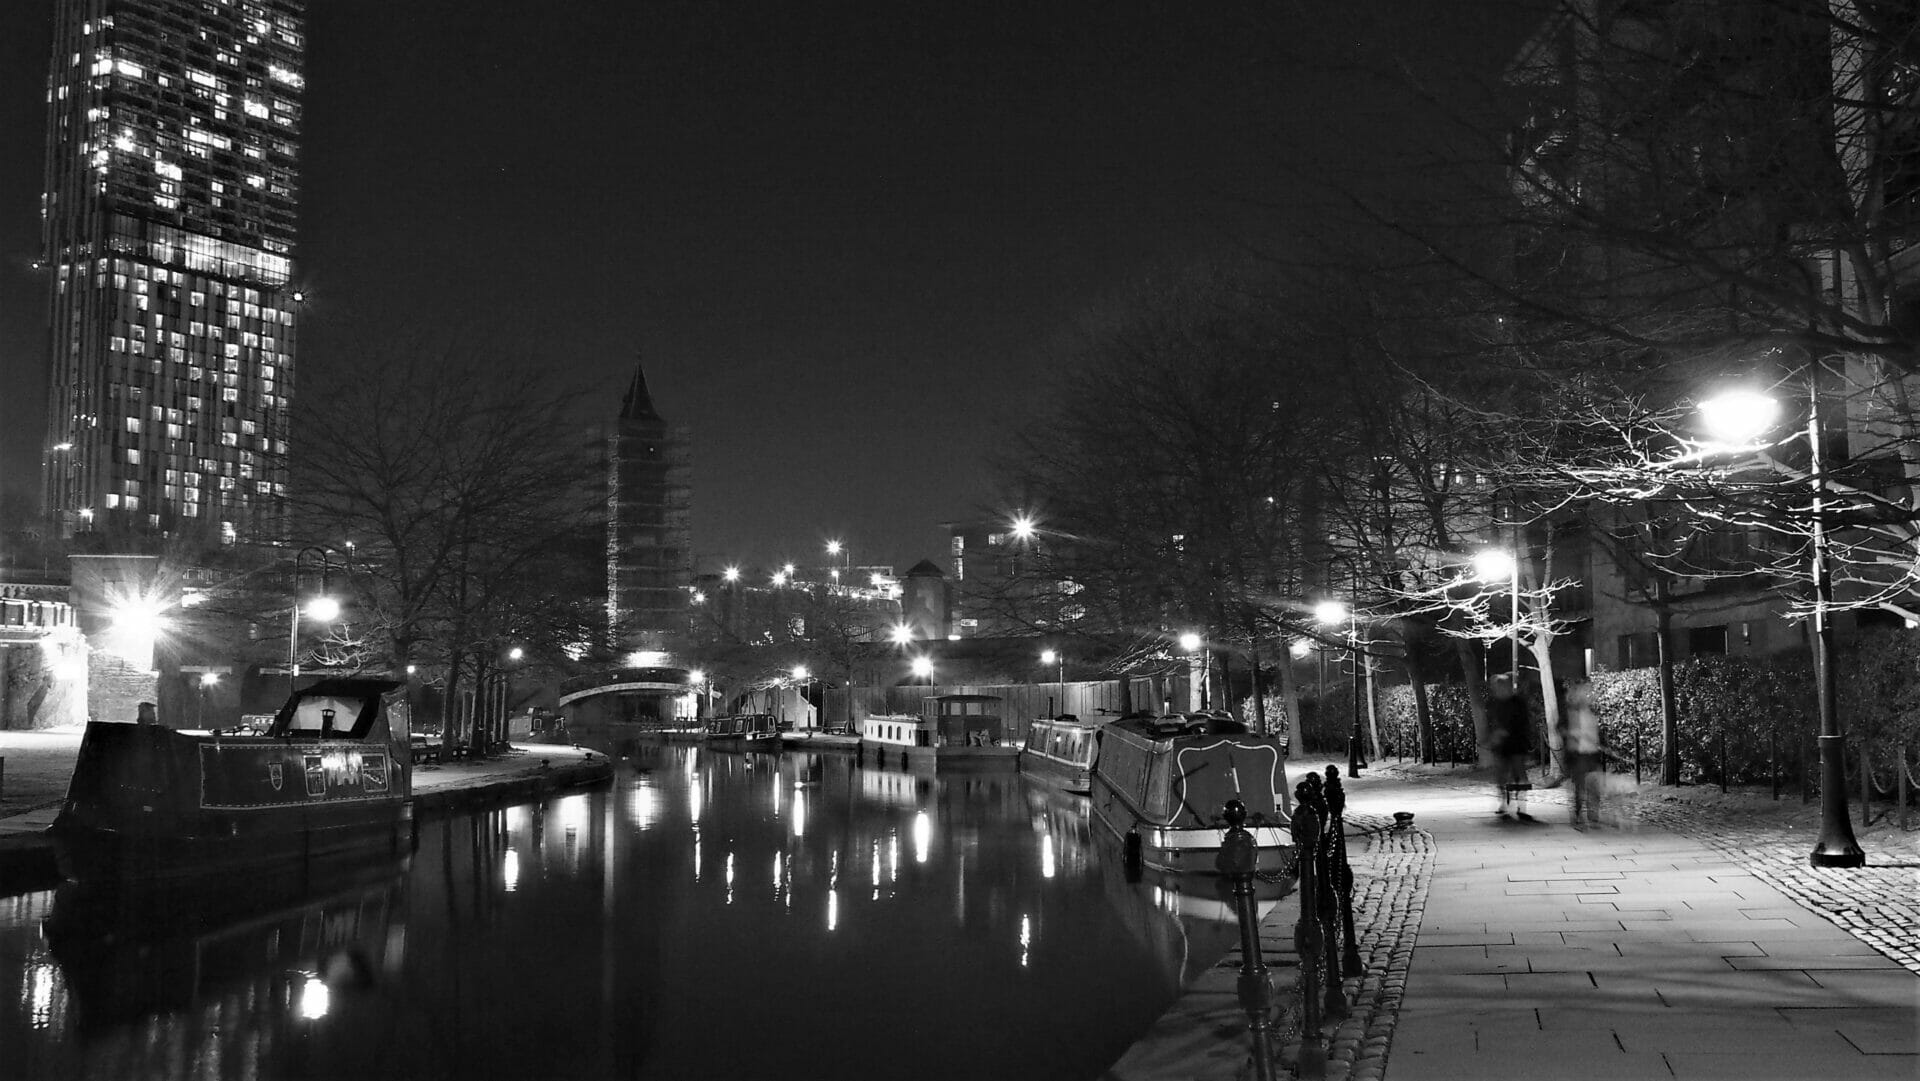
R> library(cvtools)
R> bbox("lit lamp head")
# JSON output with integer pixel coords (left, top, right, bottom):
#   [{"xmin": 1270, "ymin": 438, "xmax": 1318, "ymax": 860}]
[
  {"xmin": 303, "ymin": 595, "xmax": 341, "ymax": 622},
  {"xmin": 1312, "ymin": 601, "xmax": 1348, "ymax": 626},
  {"xmin": 1699, "ymin": 389, "xmax": 1781, "ymax": 447},
  {"xmin": 792, "ymin": 664, "xmax": 809, "ymax": 682},
  {"xmin": 1289, "ymin": 640, "xmax": 1313, "ymax": 659},
  {"xmin": 826, "ymin": 540, "xmax": 841, "ymax": 556},
  {"xmin": 508, "ymin": 646, "xmax": 524, "ymax": 661},
  {"xmin": 723, "ymin": 566, "xmax": 741, "ymax": 583},
  {"xmin": 1178, "ymin": 632, "xmax": 1203, "ymax": 652},
  {"xmin": 199, "ymin": 671, "xmax": 221, "ymax": 688},
  {"xmin": 910, "ymin": 656, "xmax": 933, "ymax": 679},
  {"xmin": 1040, "ymin": 649, "xmax": 1057, "ymax": 665},
  {"xmin": 1471, "ymin": 550, "xmax": 1517, "ymax": 584},
  {"xmin": 889, "ymin": 624, "xmax": 913, "ymax": 646},
  {"xmin": 1011, "ymin": 515, "xmax": 1036, "ymax": 541}
]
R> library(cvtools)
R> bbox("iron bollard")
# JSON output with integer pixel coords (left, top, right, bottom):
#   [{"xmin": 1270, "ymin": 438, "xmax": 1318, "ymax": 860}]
[
  {"xmin": 1300, "ymin": 772, "xmax": 1348, "ymax": 1022},
  {"xmin": 1291, "ymin": 779, "xmax": 1326, "ymax": 1080},
  {"xmin": 1325, "ymin": 766, "xmax": 1362, "ymax": 977},
  {"xmin": 1217, "ymin": 799, "xmax": 1280, "ymax": 1081}
]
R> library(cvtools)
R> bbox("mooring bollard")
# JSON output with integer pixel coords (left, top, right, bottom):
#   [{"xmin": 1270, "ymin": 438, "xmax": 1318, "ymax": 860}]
[
  {"xmin": 1291, "ymin": 778, "xmax": 1326, "ymax": 1080},
  {"xmin": 1217, "ymin": 799, "xmax": 1280, "ymax": 1081},
  {"xmin": 1325, "ymin": 766, "xmax": 1362, "ymax": 977}
]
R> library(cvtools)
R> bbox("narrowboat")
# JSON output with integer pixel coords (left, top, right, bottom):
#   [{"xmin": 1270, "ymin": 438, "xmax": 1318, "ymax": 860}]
[
  {"xmin": 1018, "ymin": 714, "xmax": 1106, "ymax": 794},
  {"xmin": 51, "ymin": 678, "xmax": 413, "ymax": 884},
  {"xmin": 706, "ymin": 713, "xmax": 780, "ymax": 751},
  {"xmin": 859, "ymin": 695, "xmax": 1019, "ymax": 769},
  {"xmin": 1088, "ymin": 713, "xmax": 1292, "ymax": 875}
]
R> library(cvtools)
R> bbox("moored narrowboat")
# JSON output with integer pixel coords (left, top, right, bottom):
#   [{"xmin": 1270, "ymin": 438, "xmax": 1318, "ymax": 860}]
[
  {"xmin": 1018, "ymin": 714, "xmax": 1106, "ymax": 794},
  {"xmin": 1089, "ymin": 714, "xmax": 1292, "ymax": 875},
  {"xmin": 707, "ymin": 713, "xmax": 780, "ymax": 751},
  {"xmin": 51, "ymin": 678, "xmax": 413, "ymax": 884}
]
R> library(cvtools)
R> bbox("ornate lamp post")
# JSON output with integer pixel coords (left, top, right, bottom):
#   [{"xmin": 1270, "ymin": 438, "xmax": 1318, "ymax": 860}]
[
  {"xmin": 289, "ymin": 546, "xmax": 338, "ymax": 695},
  {"xmin": 1699, "ymin": 386, "xmax": 1863, "ymax": 867}
]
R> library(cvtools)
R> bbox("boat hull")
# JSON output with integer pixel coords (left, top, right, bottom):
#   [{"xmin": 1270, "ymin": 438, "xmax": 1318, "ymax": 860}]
[
  {"xmin": 53, "ymin": 695, "xmax": 413, "ymax": 884},
  {"xmin": 1089, "ymin": 718, "xmax": 1293, "ymax": 875},
  {"xmin": 1019, "ymin": 749, "xmax": 1092, "ymax": 793},
  {"xmin": 1018, "ymin": 717, "xmax": 1105, "ymax": 794},
  {"xmin": 708, "ymin": 732, "xmax": 781, "ymax": 752}
]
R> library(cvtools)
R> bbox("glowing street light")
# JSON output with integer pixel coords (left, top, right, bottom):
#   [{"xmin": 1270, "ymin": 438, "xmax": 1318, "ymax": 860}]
[
  {"xmin": 1039, "ymin": 649, "xmax": 1066, "ymax": 717},
  {"xmin": 889, "ymin": 624, "xmax": 913, "ymax": 646},
  {"xmin": 1311, "ymin": 601, "xmax": 1347, "ymax": 626},
  {"xmin": 1699, "ymin": 387, "xmax": 1862, "ymax": 867},
  {"xmin": 304, "ymin": 595, "xmax": 342, "ymax": 622},
  {"xmin": 724, "ymin": 566, "xmax": 741, "ymax": 583},
  {"xmin": 1178, "ymin": 631, "xmax": 1202, "ymax": 652},
  {"xmin": 1289, "ymin": 640, "xmax": 1313, "ymax": 659},
  {"xmin": 1698, "ymin": 388, "xmax": 1781, "ymax": 449},
  {"xmin": 1471, "ymin": 549, "xmax": 1516, "ymax": 583},
  {"xmin": 910, "ymin": 655, "xmax": 933, "ymax": 682},
  {"xmin": 1011, "ymin": 515, "xmax": 1036, "ymax": 541}
]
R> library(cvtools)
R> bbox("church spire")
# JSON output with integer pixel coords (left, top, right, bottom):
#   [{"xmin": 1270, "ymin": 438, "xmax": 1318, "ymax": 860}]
[{"xmin": 620, "ymin": 358, "xmax": 663, "ymax": 423}]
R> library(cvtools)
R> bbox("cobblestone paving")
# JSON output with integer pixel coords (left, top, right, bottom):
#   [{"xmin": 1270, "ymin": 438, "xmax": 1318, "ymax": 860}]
[{"xmin": 1274, "ymin": 812, "xmax": 1436, "ymax": 1081}]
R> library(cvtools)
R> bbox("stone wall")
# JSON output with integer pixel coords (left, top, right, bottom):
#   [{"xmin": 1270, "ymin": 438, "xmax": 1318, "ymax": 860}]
[
  {"xmin": 88, "ymin": 650, "xmax": 158, "ymax": 726},
  {"xmin": 0, "ymin": 637, "xmax": 88, "ymax": 730}
]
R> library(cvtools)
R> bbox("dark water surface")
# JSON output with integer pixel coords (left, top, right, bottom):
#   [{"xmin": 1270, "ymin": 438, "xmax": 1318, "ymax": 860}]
[{"xmin": 0, "ymin": 735, "xmax": 1254, "ymax": 1080}]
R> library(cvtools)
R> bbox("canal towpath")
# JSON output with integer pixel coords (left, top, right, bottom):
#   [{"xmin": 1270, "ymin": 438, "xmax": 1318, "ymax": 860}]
[
  {"xmin": 1107, "ymin": 764, "xmax": 1918, "ymax": 1081},
  {"xmin": 0, "ymin": 727, "xmax": 612, "ymax": 892}
]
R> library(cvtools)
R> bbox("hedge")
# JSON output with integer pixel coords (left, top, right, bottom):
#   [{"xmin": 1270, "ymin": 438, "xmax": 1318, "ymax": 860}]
[{"xmin": 1307, "ymin": 629, "xmax": 1920, "ymax": 796}]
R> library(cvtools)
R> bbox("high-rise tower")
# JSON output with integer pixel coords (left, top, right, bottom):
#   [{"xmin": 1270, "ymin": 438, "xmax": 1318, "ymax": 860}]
[
  {"xmin": 40, "ymin": 0, "xmax": 305, "ymax": 542},
  {"xmin": 606, "ymin": 362, "xmax": 692, "ymax": 653}
]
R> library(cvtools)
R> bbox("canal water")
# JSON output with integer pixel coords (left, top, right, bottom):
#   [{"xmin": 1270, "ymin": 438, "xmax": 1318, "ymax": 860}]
[{"xmin": 0, "ymin": 736, "xmax": 1262, "ymax": 1080}]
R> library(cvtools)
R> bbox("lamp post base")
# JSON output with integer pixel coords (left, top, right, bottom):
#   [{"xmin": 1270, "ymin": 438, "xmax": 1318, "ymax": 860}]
[{"xmin": 1810, "ymin": 734, "xmax": 1864, "ymax": 868}]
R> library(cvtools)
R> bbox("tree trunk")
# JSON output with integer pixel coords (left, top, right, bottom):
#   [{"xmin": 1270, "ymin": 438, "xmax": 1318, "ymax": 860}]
[
  {"xmin": 1529, "ymin": 630, "xmax": 1565, "ymax": 782},
  {"xmin": 1403, "ymin": 625, "xmax": 1437, "ymax": 763},
  {"xmin": 1656, "ymin": 601, "xmax": 1680, "ymax": 786},
  {"xmin": 1457, "ymin": 638, "xmax": 1491, "ymax": 765},
  {"xmin": 1364, "ymin": 643, "xmax": 1383, "ymax": 761},
  {"xmin": 443, "ymin": 647, "xmax": 466, "ymax": 755},
  {"xmin": 1248, "ymin": 636, "xmax": 1268, "ymax": 735}
]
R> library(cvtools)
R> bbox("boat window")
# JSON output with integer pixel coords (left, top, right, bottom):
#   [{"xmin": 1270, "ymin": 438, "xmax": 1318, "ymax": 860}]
[{"xmin": 278, "ymin": 694, "xmax": 373, "ymax": 738}]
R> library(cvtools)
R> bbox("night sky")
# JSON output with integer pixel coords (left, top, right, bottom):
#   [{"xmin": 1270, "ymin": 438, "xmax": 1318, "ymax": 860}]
[{"xmin": 0, "ymin": 1, "xmax": 1524, "ymax": 571}]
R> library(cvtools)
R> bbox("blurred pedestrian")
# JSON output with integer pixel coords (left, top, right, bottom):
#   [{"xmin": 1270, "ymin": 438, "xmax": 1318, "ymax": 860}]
[
  {"xmin": 1559, "ymin": 682, "xmax": 1602, "ymax": 827},
  {"xmin": 1489, "ymin": 676, "xmax": 1534, "ymax": 820}
]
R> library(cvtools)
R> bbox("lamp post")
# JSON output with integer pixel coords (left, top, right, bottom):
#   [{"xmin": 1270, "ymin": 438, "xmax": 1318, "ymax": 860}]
[
  {"xmin": 1178, "ymin": 632, "xmax": 1204, "ymax": 711},
  {"xmin": 910, "ymin": 655, "xmax": 933, "ymax": 685},
  {"xmin": 1313, "ymin": 597, "xmax": 1364, "ymax": 775},
  {"xmin": 792, "ymin": 665, "xmax": 813, "ymax": 731},
  {"xmin": 1699, "ymin": 385, "xmax": 1863, "ymax": 867},
  {"xmin": 289, "ymin": 546, "xmax": 338, "ymax": 695},
  {"xmin": 1040, "ymin": 648, "xmax": 1066, "ymax": 717},
  {"xmin": 198, "ymin": 671, "xmax": 220, "ymax": 727}
]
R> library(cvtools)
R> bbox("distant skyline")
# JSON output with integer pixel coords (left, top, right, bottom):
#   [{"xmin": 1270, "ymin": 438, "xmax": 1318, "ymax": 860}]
[{"xmin": 0, "ymin": 1, "xmax": 1525, "ymax": 571}]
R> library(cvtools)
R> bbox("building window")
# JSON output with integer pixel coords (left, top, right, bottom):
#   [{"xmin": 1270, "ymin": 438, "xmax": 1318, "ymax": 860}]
[{"xmin": 1686, "ymin": 625, "xmax": 1728, "ymax": 656}]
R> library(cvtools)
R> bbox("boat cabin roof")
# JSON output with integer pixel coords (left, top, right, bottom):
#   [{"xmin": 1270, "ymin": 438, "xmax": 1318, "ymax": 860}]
[{"xmin": 268, "ymin": 678, "xmax": 401, "ymax": 740}]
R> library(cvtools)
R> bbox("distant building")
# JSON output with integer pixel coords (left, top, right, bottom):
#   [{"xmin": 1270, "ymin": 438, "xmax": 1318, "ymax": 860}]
[
  {"xmin": 605, "ymin": 362, "xmax": 691, "ymax": 653},
  {"xmin": 39, "ymin": 0, "xmax": 306, "ymax": 543}
]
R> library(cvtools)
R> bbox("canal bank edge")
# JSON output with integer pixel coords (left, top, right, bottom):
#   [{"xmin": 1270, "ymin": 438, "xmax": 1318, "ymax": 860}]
[
  {"xmin": 1101, "ymin": 812, "xmax": 1436, "ymax": 1081},
  {"xmin": 0, "ymin": 745, "xmax": 615, "ymax": 896}
]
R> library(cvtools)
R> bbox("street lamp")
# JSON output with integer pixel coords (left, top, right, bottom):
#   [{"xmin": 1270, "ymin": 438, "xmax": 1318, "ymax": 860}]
[
  {"xmin": 1315, "ymin": 594, "xmax": 1366, "ymax": 775},
  {"xmin": 792, "ymin": 665, "xmax": 813, "ymax": 730},
  {"xmin": 198, "ymin": 671, "xmax": 220, "ymax": 728},
  {"xmin": 890, "ymin": 624, "xmax": 913, "ymax": 646},
  {"xmin": 1177, "ymin": 632, "xmax": 1204, "ymax": 711},
  {"xmin": 1474, "ymin": 547, "xmax": 1521, "ymax": 688},
  {"xmin": 1040, "ymin": 648, "xmax": 1066, "ymax": 717},
  {"xmin": 1011, "ymin": 515, "xmax": 1036, "ymax": 541},
  {"xmin": 1699, "ymin": 387, "xmax": 1863, "ymax": 867},
  {"xmin": 910, "ymin": 655, "xmax": 933, "ymax": 684},
  {"xmin": 289, "ymin": 546, "xmax": 339, "ymax": 695}
]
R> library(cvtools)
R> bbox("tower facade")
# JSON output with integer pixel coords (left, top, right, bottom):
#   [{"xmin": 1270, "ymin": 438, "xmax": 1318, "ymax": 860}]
[
  {"xmin": 40, "ymin": 0, "xmax": 305, "ymax": 542},
  {"xmin": 606, "ymin": 363, "xmax": 691, "ymax": 654}
]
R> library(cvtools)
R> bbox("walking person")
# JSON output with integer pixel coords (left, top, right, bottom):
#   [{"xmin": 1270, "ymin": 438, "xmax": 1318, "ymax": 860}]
[
  {"xmin": 1489, "ymin": 675, "xmax": 1534, "ymax": 820},
  {"xmin": 1559, "ymin": 681, "xmax": 1603, "ymax": 827}
]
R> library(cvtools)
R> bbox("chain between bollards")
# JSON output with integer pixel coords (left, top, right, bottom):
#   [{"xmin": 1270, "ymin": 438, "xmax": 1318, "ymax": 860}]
[{"xmin": 1217, "ymin": 799, "xmax": 1280, "ymax": 1081}]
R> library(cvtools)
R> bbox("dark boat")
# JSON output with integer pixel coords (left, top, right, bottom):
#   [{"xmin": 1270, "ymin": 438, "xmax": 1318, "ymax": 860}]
[
  {"xmin": 51, "ymin": 677, "xmax": 413, "ymax": 883},
  {"xmin": 1089, "ymin": 713, "xmax": 1293, "ymax": 875},
  {"xmin": 706, "ymin": 713, "xmax": 780, "ymax": 751},
  {"xmin": 1018, "ymin": 714, "xmax": 1107, "ymax": 794}
]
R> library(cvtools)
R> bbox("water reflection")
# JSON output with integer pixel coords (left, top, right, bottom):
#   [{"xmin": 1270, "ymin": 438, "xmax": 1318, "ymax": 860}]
[{"xmin": 0, "ymin": 734, "xmax": 1285, "ymax": 1080}]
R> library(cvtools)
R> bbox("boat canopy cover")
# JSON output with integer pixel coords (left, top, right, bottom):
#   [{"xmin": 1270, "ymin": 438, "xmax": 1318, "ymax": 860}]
[{"xmin": 268, "ymin": 678, "xmax": 402, "ymax": 740}]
